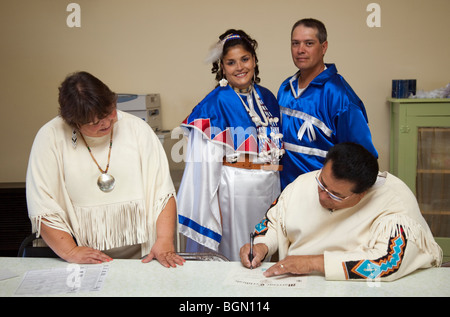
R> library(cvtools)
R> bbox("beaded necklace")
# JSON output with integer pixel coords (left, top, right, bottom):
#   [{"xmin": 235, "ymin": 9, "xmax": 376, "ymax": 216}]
[
  {"xmin": 234, "ymin": 85, "xmax": 284, "ymax": 163},
  {"xmin": 79, "ymin": 127, "xmax": 115, "ymax": 192}
]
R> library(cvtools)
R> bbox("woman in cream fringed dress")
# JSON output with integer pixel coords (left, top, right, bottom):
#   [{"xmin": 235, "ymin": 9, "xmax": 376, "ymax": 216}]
[{"xmin": 26, "ymin": 71, "xmax": 185, "ymax": 267}]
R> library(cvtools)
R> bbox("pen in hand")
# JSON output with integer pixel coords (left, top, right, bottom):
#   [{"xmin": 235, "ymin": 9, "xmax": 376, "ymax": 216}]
[{"xmin": 249, "ymin": 232, "xmax": 254, "ymax": 269}]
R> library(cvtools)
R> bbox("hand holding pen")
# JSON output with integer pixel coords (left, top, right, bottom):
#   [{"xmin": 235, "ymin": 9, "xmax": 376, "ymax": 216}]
[{"xmin": 239, "ymin": 234, "xmax": 269, "ymax": 269}]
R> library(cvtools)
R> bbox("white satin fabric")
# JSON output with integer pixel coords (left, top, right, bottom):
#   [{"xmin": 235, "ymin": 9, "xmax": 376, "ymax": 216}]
[{"xmin": 177, "ymin": 129, "xmax": 280, "ymax": 261}]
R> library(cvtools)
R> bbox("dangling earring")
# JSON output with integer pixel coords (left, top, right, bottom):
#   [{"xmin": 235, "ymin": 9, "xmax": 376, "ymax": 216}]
[
  {"xmin": 72, "ymin": 129, "xmax": 77, "ymax": 148},
  {"xmin": 218, "ymin": 67, "xmax": 228, "ymax": 87},
  {"xmin": 219, "ymin": 77, "xmax": 228, "ymax": 87}
]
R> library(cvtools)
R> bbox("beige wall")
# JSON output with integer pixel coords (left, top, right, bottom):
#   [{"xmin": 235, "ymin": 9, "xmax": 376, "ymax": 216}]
[{"xmin": 1, "ymin": 0, "xmax": 449, "ymax": 182}]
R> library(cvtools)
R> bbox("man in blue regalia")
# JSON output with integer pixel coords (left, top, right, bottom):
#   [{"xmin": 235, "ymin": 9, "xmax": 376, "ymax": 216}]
[{"xmin": 278, "ymin": 18, "xmax": 378, "ymax": 189}]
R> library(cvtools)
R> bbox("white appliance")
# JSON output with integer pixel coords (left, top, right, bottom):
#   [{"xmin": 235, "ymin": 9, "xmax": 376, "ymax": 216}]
[{"xmin": 117, "ymin": 93, "xmax": 161, "ymax": 131}]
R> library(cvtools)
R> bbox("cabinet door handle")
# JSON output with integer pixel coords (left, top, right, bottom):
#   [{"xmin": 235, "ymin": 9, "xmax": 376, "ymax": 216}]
[{"xmin": 400, "ymin": 126, "xmax": 410, "ymax": 133}]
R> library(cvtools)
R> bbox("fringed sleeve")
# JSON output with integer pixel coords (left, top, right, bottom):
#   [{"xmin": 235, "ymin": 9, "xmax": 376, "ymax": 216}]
[
  {"xmin": 26, "ymin": 118, "xmax": 75, "ymax": 238},
  {"xmin": 325, "ymin": 214, "xmax": 442, "ymax": 281}
]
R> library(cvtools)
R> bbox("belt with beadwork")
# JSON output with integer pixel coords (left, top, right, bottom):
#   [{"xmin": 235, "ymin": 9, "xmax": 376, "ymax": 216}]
[{"xmin": 222, "ymin": 157, "xmax": 282, "ymax": 171}]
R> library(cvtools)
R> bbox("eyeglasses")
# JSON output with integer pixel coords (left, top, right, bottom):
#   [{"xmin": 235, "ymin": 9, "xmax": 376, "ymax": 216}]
[
  {"xmin": 84, "ymin": 107, "xmax": 117, "ymax": 127},
  {"xmin": 315, "ymin": 170, "xmax": 353, "ymax": 202}
]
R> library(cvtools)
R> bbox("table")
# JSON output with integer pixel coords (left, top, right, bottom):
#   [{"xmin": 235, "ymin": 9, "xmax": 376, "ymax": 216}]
[{"xmin": 0, "ymin": 257, "xmax": 449, "ymax": 299}]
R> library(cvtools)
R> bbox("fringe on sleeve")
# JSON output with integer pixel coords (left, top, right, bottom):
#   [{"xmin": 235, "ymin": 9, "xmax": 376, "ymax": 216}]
[
  {"xmin": 31, "ymin": 212, "xmax": 74, "ymax": 239},
  {"xmin": 369, "ymin": 214, "xmax": 443, "ymax": 267}
]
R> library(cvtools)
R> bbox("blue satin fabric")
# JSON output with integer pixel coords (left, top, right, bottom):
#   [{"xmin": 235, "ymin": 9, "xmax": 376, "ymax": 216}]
[
  {"xmin": 278, "ymin": 63, "xmax": 378, "ymax": 189},
  {"xmin": 181, "ymin": 84, "xmax": 281, "ymax": 154}
]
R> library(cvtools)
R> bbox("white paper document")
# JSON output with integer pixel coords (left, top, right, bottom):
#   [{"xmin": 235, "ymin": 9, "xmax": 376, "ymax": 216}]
[
  {"xmin": 224, "ymin": 266, "xmax": 307, "ymax": 288},
  {"xmin": 14, "ymin": 264, "xmax": 109, "ymax": 296}
]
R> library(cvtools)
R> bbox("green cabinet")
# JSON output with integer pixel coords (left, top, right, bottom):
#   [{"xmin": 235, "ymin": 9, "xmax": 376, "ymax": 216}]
[{"xmin": 389, "ymin": 98, "xmax": 450, "ymax": 239}]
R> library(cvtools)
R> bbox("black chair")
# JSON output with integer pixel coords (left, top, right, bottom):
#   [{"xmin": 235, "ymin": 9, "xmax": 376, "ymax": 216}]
[{"xmin": 17, "ymin": 233, "xmax": 58, "ymax": 258}]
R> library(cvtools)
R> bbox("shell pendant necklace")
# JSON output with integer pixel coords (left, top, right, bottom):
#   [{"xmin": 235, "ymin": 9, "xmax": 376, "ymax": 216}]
[
  {"xmin": 79, "ymin": 127, "xmax": 115, "ymax": 192},
  {"xmin": 235, "ymin": 85, "xmax": 269, "ymax": 127}
]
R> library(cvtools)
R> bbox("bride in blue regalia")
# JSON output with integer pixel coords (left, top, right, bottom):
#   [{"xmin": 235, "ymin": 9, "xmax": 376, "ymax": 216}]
[{"xmin": 177, "ymin": 29, "xmax": 284, "ymax": 261}]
